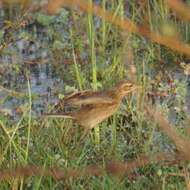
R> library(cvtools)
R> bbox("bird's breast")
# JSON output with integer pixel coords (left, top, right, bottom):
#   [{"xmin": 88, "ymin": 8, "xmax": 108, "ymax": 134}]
[{"xmin": 76, "ymin": 103, "xmax": 120, "ymax": 129}]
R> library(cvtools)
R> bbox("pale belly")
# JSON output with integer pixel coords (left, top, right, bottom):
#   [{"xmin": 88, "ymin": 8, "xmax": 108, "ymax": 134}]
[{"xmin": 76, "ymin": 104, "xmax": 119, "ymax": 129}]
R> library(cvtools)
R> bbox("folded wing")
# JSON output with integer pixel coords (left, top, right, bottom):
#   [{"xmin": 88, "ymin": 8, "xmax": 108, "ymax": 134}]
[{"xmin": 64, "ymin": 90, "xmax": 114, "ymax": 106}]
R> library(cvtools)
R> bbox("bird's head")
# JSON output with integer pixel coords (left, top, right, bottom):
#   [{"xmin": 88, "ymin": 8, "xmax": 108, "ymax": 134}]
[{"xmin": 115, "ymin": 81, "xmax": 139, "ymax": 98}]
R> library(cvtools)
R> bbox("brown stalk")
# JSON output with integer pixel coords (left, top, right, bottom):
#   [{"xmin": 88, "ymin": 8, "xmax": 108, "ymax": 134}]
[
  {"xmin": 166, "ymin": 0, "xmax": 190, "ymax": 22},
  {"xmin": 146, "ymin": 106, "xmax": 190, "ymax": 161},
  {"xmin": 0, "ymin": 153, "xmax": 177, "ymax": 181},
  {"xmin": 45, "ymin": 0, "xmax": 190, "ymax": 56}
]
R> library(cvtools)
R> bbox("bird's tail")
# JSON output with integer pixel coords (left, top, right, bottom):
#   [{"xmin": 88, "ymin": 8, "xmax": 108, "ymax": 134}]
[{"xmin": 43, "ymin": 112, "xmax": 74, "ymax": 119}]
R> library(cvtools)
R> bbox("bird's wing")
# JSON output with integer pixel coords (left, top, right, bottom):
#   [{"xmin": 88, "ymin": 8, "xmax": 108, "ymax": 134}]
[
  {"xmin": 65, "ymin": 96, "xmax": 114, "ymax": 106},
  {"xmin": 64, "ymin": 91, "xmax": 114, "ymax": 106},
  {"xmin": 53, "ymin": 91, "xmax": 92, "ymax": 109},
  {"xmin": 64, "ymin": 90, "xmax": 94, "ymax": 100}
]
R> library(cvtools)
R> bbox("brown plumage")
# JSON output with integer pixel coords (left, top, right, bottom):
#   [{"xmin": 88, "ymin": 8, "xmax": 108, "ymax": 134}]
[{"xmin": 45, "ymin": 81, "xmax": 139, "ymax": 137}]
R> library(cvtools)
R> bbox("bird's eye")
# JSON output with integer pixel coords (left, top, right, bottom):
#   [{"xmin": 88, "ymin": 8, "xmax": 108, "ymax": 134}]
[
  {"xmin": 126, "ymin": 83, "xmax": 133, "ymax": 87},
  {"xmin": 121, "ymin": 84, "xmax": 133, "ymax": 91}
]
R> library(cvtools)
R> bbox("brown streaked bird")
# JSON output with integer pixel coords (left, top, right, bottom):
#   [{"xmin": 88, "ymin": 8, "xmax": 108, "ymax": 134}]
[{"xmin": 45, "ymin": 81, "xmax": 139, "ymax": 138}]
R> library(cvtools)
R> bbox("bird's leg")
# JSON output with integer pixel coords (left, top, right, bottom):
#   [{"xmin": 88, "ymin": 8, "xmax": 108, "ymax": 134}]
[
  {"xmin": 79, "ymin": 128, "xmax": 91, "ymax": 142},
  {"xmin": 61, "ymin": 120, "xmax": 73, "ymax": 142}
]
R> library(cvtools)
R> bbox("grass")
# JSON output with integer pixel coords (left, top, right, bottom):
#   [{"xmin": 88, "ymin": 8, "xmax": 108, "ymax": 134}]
[
  {"xmin": 87, "ymin": 0, "xmax": 99, "ymax": 145},
  {"xmin": 0, "ymin": 0, "xmax": 190, "ymax": 189}
]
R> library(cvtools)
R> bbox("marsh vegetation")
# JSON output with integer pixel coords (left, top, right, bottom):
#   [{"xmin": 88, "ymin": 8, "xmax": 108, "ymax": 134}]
[{"xmin": 1, "ymin": 0, "xmax": 190, "ymax": 189}]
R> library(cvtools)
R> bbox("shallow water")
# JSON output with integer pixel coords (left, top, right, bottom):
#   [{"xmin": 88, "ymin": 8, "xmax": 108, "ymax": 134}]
[
  {"xmin": 0, "ymin": 7, "xmax": 190, "ymax": 125},
  {"xmin": 0, "ymin": 38, "xmax": 64, "ymax": 118}
]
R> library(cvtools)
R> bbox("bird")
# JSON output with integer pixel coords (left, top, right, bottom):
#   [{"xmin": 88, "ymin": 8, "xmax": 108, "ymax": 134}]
[{"xmin": 44, "ymin": 80, "xmax": 139, "ymax": 139}]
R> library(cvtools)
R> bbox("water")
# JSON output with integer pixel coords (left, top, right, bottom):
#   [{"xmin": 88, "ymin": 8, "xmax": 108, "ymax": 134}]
[
  {"xmin": 0, "ymin": 7, "xmax": 190, "ymax": 124},
  {"xmin": 0, "ymin": 38, "xmax": 64, "ymax": 119}
]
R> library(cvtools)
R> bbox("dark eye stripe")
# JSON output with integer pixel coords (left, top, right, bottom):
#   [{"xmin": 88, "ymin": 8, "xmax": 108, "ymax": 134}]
[{"xmin": 126, "ymin": 84, "xmax": 133, "ymax": 87}]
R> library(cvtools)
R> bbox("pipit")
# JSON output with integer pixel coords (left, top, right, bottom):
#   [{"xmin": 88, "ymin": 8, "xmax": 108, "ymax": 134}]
[{"xmin": 45, "ymin": 81, "xmax": 139, "ymax": 138}]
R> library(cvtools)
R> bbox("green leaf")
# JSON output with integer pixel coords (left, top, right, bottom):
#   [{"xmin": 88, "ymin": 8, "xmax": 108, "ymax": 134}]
[
  {"xmin": 53, "ymin": 40, "xmax": 65, "ymax": 50},
  {"xmin": 58, "ymin": 93, "xmax": 64, "ymax": 100},
  {"xmin": 36, "ymin": 13, "xmax": 54, "ymax": 26},
  {"xmin": 65, "ymin": 85, "xmax": 77, "ymax": 93},
  {"xmin": 0, "ymin": 30, "xmax": 4, "ymax": 42},
  {"xmin": 18, "ymin": 31, "xmax": 30, "ymax": 40}
]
